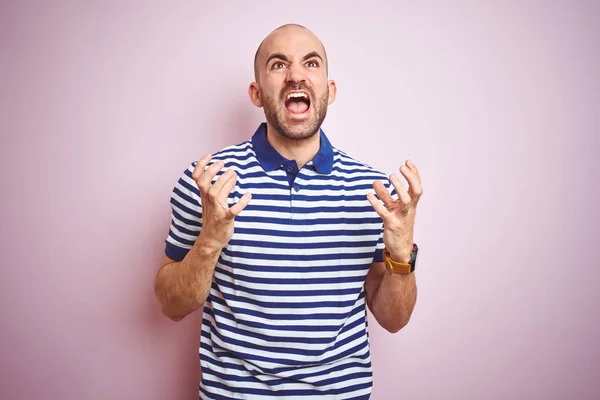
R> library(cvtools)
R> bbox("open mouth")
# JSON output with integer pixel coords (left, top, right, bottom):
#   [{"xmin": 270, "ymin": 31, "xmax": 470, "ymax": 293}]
[{"xmin": 284, "ymin": 92, "xmax": 311, "ymax": 114}]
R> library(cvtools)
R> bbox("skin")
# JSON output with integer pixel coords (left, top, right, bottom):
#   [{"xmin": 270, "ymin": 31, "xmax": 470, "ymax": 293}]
[{"xmin": 154, "ymin": 25, "xmax": 423, "ymax": 334}]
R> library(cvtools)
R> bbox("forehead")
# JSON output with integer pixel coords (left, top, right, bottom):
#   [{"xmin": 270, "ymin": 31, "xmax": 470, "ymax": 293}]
[{"xmin": 260, "ymin": 27, "xmax": 325, "ymax": 62}]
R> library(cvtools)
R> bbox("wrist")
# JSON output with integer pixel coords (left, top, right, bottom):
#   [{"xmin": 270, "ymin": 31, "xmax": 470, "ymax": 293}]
[
  {"xmin": 195, "ymin": 232, "xmax": 225, "ymax": 256},
  {"xmin": 387, "ymin": 245, "xmax": 413, "ymax": 263}
]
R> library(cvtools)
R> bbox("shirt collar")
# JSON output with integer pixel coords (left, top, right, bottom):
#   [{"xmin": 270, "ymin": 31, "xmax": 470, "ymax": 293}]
[{"xmin": 251, "ymin": 122, "xmax": 333, "ymax": 174}]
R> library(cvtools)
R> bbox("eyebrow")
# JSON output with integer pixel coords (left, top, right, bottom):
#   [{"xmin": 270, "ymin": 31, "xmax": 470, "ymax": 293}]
[
  {"xmin": 265, "ymin": 51, "xmax": 324, "ymax": 67},
  {"xmin": 302, "ymin": 51, "xmax": 323, "ymax": 63}
]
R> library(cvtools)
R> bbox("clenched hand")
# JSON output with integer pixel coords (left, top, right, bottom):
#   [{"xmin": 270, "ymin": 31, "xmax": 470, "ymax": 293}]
[
  {"xmin": 192, "ymin": 153, "xmax": 252, "ymax": 251},
  {"xmin": 367, "ymin": 159, "xmax": 423, "ymax": 263}
]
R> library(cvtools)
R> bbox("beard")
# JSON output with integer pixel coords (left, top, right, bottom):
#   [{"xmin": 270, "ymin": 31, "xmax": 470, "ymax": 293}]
[{"xmin": 261, "ymin": 84, "xmax": 329, "ymax": 140}]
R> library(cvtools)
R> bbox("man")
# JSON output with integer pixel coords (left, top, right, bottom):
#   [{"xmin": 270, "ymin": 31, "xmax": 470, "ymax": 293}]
[{"xmin": 155, "ymin": 24, "xmax": 423, "ymax": 399}]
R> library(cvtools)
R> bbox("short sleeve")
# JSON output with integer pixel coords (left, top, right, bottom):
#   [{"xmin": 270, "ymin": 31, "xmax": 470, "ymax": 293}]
[
  {"xmin": 373, "ymin": 178, "xmax": 397, "ymax": 262},
  {"xmin": 164, "ymin": 161, "xmax": 203, "ymax": 261}
]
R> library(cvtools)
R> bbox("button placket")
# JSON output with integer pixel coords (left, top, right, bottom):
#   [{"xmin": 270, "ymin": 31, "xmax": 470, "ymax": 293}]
[
  {"xmin": 272, "ymin": 168, "xmax": 293, "ymax": 217},
  {"xmin": 290, "ymin": 175, "xmax": 302, "ymax": 216}
]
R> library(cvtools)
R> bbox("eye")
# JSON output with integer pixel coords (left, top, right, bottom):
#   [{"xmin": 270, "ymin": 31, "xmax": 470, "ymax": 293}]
[
  {"xmin": 306, "ymin": 60, "xmax": 319, "ymax": 67},
  {"xmin": 272, "ymin": 61, "xmax": 286, "ymax": 69}
]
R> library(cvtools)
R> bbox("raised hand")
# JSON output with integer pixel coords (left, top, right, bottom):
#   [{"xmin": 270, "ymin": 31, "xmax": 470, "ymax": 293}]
[
  {"xmin": 192, "ymin": 153, "xmax": 251, "ymax": 251},
  {"xmin": 367, "ymin": 160, "xmax": 423, "ymax": 263}
]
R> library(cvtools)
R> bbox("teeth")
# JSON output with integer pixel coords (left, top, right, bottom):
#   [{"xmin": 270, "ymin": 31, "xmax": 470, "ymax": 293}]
[{"xmin": 286, "ymin": 92, "xmax": 308, "ymax": 100}]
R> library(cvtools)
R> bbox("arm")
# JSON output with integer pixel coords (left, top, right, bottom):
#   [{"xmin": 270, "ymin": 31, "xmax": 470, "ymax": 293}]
[
  {"xmin": 365, "ymin": 261, "xmax": 417, "ymax": 333},
  {"xmin": 154, "ymin": 154, "xmax": 251, "ymax": 322},
  {"xmin": 154, "ymin": 239, "xmax": 221, "ymax": 322},
  {"xmin": 366, "ymin": 159, "xmax": 423, "ymax": 333}
]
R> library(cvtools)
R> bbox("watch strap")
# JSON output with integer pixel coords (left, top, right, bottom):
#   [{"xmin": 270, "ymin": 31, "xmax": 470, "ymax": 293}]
[{"xmin": 383, "ymin": 246, "xmax": 416, "ymax": 275}]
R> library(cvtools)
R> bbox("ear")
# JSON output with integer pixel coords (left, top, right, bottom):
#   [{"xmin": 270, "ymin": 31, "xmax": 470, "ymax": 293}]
[
  {"xmin": 248, "ymin": 82, "xmax": 263, "ymax": 108},
  {"xmin": 327, "ymin": 80, "xmax": 337, "ymax": 105}
]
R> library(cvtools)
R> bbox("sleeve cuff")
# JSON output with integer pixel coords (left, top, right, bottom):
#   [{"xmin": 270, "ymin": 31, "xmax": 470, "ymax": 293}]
[
  {"xmin": 165, "ymin": 242, "xmax": 190, "ymax": 262},
  {"xmin": 373, "ymin": 248, "xmax": 384, "ymax": 263}
]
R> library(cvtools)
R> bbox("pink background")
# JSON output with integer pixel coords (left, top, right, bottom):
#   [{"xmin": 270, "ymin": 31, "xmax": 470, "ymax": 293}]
[{"xmin": 1, "ymin": 1, "xmax": 599, "ymax": 399}]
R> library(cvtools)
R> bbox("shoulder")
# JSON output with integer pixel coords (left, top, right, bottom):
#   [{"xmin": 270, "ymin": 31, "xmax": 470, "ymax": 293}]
[
  {"xmin": 174, "ymin": 140, "xmax": 253, "ymax": 183},
  {"xmin": 180, "ymin": 140, "xmax": 262, "ymax": 186},
  {"xmin": 186, "ymin": 140, "xmax": 256, "ymax": 171},
  {"xmin": 211, "ymin": 140, "xmax": 254, "ymax": 163},
  {"xmin": 331, "ymin": 147, "xmax": 389, "ymax": 182}
]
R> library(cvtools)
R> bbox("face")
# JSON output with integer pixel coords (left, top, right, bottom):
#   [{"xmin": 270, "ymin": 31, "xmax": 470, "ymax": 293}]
[{"xmin": 250, "ymin": 26, "xmax": 336, "ymax": 140}]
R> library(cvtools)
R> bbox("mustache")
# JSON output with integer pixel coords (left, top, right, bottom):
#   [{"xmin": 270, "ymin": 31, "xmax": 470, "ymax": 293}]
[{"xmin": 280, "ymin": 82, "xmax": 312, "ymax": 99}]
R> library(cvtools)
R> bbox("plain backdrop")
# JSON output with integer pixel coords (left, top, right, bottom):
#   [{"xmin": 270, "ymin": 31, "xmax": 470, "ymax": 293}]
[{"xmin": 1, "ymin": 1, "xmax": 599, "ymax": 399}]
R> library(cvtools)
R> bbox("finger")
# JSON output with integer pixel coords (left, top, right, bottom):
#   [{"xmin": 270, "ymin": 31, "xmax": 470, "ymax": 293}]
[
  {"xmin": 406, "ymin": 159, "xmax": 421, "ymax": 182},
  {"xmin": 367, "ymin": 192, "xmax": 390, "ymax": 220},
  {"xmin": 210, "ymin": 169, "xmax": 235, "ymax": 200},
  {"xmin": 229, "ymin": 192, "xmax": 252, "ymax": 216},
  {"xmin": 198, "ymin": 160, "xmax": 224, "ymax": 190},
  {"xmin": 390, "ymin": 174, "xmax": 412, "ymax": 206},
  {"xmin": 373, "ymin": 180, "xmax": 395, "ymax": 208},
  {"xmin": 192, "ymin": 154, "xmax": 212, "ymax": 182},
  {"xmin": 217, "ymin": 170, "xmax": 238, "ymax": 204},
  {"xmin": 399, "ymin": 165, "xmax": 423, "ymax": 200}
]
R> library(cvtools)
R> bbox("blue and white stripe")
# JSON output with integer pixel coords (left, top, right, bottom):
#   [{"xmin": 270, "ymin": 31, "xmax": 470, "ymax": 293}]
[{"xmin": 165, "ymin": 126, "xmax": 392, "ymax": 399}]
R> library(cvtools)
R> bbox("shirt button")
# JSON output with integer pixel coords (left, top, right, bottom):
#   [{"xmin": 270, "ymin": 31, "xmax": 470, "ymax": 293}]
[
  {"xmin": 285, "ymin": 166, "xmax": 293, "ymax": 172},
  {"xmin": 293, "ymin": 185, "xmax": 300, "ymax": 192}
]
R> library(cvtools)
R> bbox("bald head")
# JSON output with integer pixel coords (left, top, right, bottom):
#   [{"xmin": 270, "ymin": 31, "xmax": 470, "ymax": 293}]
[{"xmin": 253, "ymin": 24, "xmax": 328, "ymax": 82}]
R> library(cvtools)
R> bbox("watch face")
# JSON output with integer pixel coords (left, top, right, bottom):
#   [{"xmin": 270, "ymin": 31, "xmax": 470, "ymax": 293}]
[{"xmin": 410, "ymin": 243, "xmax": 419, "ymax": 269}]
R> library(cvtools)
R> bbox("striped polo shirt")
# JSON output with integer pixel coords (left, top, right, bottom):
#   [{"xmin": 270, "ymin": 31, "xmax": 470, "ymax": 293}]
[{"xmin": 165, "ymin": 123, "xmax": 392, "ymax": 399}]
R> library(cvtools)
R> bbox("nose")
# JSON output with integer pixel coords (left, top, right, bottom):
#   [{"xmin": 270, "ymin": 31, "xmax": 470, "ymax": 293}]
[{"xmin": 286, "ymin": 62, "xmax": 305, "ymax": 84}]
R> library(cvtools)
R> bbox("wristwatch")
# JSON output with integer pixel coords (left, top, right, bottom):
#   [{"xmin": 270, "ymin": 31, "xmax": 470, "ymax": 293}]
[{"xmin": 383, "ymin": 243, "xmax": 419, "ymax": 275}]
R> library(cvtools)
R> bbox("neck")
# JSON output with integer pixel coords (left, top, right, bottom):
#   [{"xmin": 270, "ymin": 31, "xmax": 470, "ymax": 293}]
[{"xmin": 266, "ymin": 123, "xmax": 321, "ymax": 169}]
